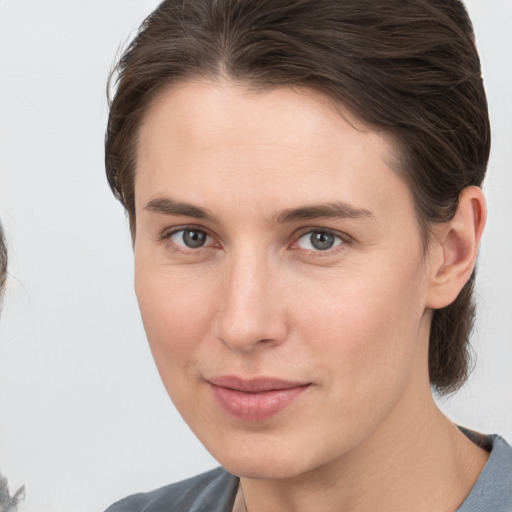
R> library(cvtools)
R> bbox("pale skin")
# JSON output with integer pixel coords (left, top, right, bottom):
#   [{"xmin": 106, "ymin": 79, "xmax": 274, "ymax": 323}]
[{"xmin": 133, "ymin": 80, "xmax": 488, "ymax": 512}]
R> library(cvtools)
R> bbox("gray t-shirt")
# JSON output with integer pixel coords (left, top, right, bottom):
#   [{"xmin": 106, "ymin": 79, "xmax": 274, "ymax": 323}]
[{"xmin": 105, "ymin": 434, "xmax": 512, "ymax": 512}]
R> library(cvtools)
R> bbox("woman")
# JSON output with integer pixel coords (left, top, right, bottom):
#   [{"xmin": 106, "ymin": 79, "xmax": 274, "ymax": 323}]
[
  {"xmin": 104, "ymin": 1, "xmax": 512, "ymax": 510},
  {"xmin": 0, "ymin": 224, "xmax": 25, "ymax": 512}
]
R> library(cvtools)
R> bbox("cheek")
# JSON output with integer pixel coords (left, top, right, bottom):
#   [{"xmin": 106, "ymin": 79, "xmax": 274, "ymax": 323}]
[
  {"xmin": 297, "ymin": 262, "xmax": 428, "ymax": 400},
  {"xmin": 134, "ymin": 263, "xmax": 216, "ymax": 372}
]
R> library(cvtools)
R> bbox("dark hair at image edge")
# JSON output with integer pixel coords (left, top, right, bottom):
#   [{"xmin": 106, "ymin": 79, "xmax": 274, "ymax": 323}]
[
  {"xmin": 105, "ymin": 0, "xmax": 490, "ymax": 394},
  {"xmin": 0, "ymin": 222, "xmax": 7, "ymax": 301}
]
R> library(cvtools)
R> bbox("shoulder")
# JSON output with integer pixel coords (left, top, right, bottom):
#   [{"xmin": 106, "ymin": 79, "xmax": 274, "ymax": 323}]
[
  {"xmin": 104, "ymin": 467, "xmax": 239, "ymax": 512},
  {"xmin": 458, "ymin": 434, "xmax": 512, "ymax": 512}
]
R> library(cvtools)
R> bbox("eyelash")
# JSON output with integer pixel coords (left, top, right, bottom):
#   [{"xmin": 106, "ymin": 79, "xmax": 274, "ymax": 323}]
[
  {"xmin": 159, "ymin": 226, "xmax": 348, "ymax": 257},
  {"xmin": 160, "ymin": 226, "xmax": 218, "ymax": 253},
  {"xmin": 291, "ymin": 229, "xmax": 346, "ymax": 256}
]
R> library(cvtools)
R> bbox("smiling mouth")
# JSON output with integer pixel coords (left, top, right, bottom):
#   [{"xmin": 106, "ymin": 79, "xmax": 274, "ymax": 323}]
[{"xmin": 207, "ymin": 376, "xmax": 311, "ymax": 421}]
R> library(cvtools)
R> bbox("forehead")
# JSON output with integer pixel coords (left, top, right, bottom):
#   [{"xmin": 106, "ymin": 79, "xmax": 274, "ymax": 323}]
[
  {"xmin": 135, "ymin": 80, "xmax": 412, "ymax": 221},
  {"xmin": 139, "ymin": 79, "xmax": 396, "ymax": 160}
]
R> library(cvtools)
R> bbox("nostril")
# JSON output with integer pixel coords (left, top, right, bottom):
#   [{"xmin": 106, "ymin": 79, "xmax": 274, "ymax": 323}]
[{"xmin": 214, "ymin": 318, "xmax": 287, "ymax": 352}]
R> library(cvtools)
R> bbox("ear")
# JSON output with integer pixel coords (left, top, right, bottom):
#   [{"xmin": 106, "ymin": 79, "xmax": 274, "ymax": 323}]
[{"xmin": 426, "ymin": 186, "xmax": 487, "ymax": 309}]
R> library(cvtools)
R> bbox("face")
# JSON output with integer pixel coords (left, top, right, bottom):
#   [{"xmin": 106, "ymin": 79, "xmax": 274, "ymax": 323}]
[{"xmin": 134, "ymin": 81, "xmax": 435, "ymax": 480}]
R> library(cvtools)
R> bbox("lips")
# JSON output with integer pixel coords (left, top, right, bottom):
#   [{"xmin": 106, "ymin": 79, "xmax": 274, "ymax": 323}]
[{"xmin": 207, "ymin": 376, "xmax": 310, "ymax": 421}]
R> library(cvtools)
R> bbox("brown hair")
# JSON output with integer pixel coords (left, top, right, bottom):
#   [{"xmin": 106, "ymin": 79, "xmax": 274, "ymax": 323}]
[{"xmin": 105, "ymin": 0, "xmax": 490, "ymax": 394}]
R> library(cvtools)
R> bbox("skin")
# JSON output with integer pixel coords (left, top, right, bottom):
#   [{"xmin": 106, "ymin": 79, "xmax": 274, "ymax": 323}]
[{"xmin": 134, "ymin": 80, "xmax": 488, "ymax": 512}]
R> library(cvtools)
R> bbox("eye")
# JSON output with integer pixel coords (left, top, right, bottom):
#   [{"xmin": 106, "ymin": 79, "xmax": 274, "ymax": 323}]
[
  {"xmin": 296, "ymin": 230, "xmax": 343, "ymax": 251},
  {"xmin": 169, "ymin": 228, "xmax": 210, "ymax": 249}
]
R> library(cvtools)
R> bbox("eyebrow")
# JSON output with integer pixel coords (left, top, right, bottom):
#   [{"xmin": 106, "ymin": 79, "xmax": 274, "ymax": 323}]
[
  {"xmin": 274, "ymin": 202, "xmax": 374, "ymax": 223},
  {"xmin": 144, "ymin": 197, "xmax": 373, "ymax": 224},
  {"xmin": 144, "ymin": 197, "xmax": 214, "ymax": 220}
]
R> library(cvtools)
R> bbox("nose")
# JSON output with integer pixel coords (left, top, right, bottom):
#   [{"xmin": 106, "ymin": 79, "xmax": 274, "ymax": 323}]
[{"xmin": 213, "ymin": 249, "xmax": 288, "ymax": 352}]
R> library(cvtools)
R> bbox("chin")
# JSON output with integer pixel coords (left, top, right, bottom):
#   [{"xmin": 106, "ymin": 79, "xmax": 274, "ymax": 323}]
[
  {"xmin": 221, "ymin": 457, "xmax": 307, "ymax": 480},
  {"xmin": 205, "ymin": 437, "xmax": 321, "ymax": 480}
]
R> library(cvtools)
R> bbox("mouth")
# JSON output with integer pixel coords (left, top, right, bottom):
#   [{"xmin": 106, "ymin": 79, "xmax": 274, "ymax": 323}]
[{"xmin": 207, "ymin": 376, "xmax": 311, "ymax": 421}]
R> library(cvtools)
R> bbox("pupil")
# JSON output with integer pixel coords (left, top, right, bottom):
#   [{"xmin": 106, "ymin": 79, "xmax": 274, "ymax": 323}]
[
  {"xmin": 183, "ymin": 230, "xmax": 206, "ymax": 248},
  {"xmin": 310, "ymin": 232, "xmax": 334, "ymax": 250}
]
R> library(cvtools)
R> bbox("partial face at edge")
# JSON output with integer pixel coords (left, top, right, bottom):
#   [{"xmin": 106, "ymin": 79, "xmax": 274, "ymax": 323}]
[{"xmin": 132, "ymin": 81, "xmax": 434, "ymax": 479}]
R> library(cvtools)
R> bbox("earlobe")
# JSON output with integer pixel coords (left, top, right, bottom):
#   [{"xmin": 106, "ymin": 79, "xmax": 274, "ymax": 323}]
[{"xmin": 426, "ymin": 186, "xmax": 487, "ymax": 309}]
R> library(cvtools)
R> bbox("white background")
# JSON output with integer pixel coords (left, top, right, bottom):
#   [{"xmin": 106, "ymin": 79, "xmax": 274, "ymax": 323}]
[{"xmin": 0, "ymin": 1, "xmax": 510, "ymax": 511}]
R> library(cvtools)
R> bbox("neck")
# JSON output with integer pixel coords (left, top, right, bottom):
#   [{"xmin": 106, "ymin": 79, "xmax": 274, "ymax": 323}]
[{"xmin": 238, "ymin": 390, "xmax": 488, "ymax": 512}]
